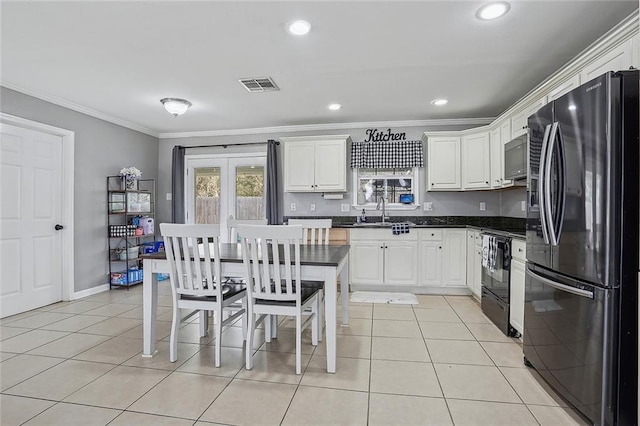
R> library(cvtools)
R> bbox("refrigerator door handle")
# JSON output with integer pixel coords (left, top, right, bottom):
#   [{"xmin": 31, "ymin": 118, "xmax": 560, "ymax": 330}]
[
  {"xmin": 538, "ymin": 124, "xmax": 552, "ymax": 245},
  {"xmin": 545, "ymin": 122, "xmax": 559, "ymax": 246},
  {"xmin": 554, "ymin": 123, "xmax": 567, "ymax": 244},
  {"xmin": 526, "ymin": 268, "xmax": 594, "ymax": 299}
]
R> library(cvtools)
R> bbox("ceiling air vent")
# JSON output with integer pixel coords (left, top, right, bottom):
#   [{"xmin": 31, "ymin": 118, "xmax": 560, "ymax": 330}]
[{"xmin": 238, "ymin": 77, "xmax": 280, "ymax": 92}]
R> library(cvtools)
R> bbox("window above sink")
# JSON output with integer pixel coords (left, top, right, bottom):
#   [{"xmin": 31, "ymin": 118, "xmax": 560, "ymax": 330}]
[{"xmin": 352, "ymin": 167, "xmax": 419, "ymax": 210}]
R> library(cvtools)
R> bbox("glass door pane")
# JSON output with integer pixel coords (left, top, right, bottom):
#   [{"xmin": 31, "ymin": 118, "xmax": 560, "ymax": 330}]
[
  {"xmin": 194, "ymin": 167, "xmax": 221, "ymax": 224},
  {"xmin": 235, "ymin": 165, "xmax": 264, "ymax": 220}
]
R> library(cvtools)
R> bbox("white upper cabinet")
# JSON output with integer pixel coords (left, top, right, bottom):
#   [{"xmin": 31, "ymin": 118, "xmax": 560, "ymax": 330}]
[
  {"xmin": 511, "ymin": 97, "xmax": 546, "ymax": 139},
  {"xmin": 547, "ymin": 75, "xmax": 581, "ymax": 102},
  {"xmin": 499, "ymin": 120, "xmax": 513, "ymax": 187},
  {"xmin": 426, "ymin": 136, "xmax": 461, "ymax": 191},
  {"xmin": 632, "ymin": 34, "xmax": 640, "ymax": 68},
  {"xmin": 283, "ymin": 140, "xmax": 315, "ymax": 191},
  {"xmin": 461, "ymin": 132, "xmax": 491, "ymax": 190},
  {"xmin": 580, "ymin": 41, "xmax": 632, "ymax": 84},
  {"xmin": 489, "ymin": 128, "xmax": 502, "ymax": 189},
  {"xmin": 282, "ymin": 135, "xmax": 349, "ymax": 192}
]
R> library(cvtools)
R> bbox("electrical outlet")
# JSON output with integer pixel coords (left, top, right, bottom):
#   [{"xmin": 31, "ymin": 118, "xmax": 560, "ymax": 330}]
[
  {"xmin": 521, "ymin": 200, "xmax": 526, "ymax": 211},
  {"xmin": 166, "ymin": 193, "xmax": 172, "ymax": 201},
  {"xmin": 341, "ymin": 204, "xmax": 350, "ymax": 212},
  {"xmin": 290, "ymin": 203, "xmax": 297, "ymax": 212},
  {"xmin": 310, "ymin": 203, "xmax": 316, "ymax": 212},
  {"xmin": 424, "ymin": 202, "xmax": 433, "ymax": 211},
  {"xmin": 480, "ymin": 202, "xmax": 486, "ymax": 211}
]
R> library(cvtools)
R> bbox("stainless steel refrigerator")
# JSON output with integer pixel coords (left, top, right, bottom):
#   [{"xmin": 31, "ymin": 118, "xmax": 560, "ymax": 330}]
[{"xmin": 524, "ymin": 70, "xmax": 638, "ymax": 426}]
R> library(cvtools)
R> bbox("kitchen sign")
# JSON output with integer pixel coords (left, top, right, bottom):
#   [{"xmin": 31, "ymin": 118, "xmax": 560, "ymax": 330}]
[{"xmin": 364, "ymin": 128, "xmax": 406, "ymax": 142}]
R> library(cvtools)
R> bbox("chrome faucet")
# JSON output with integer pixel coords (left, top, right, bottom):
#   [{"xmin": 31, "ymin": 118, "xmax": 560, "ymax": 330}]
[{"xmin": 376, "ymin": 197, "xmax": 389, "ymax": 223}]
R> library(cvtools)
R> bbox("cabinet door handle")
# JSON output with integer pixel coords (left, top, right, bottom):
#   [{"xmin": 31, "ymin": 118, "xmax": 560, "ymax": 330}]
[
  {"xmin": 485, "ymin": 181, "xmax": 488, "ymax": 184},
  {"xmin": 431, "ymin": 233, "xmax": 435, "ymax": 236},
  {"xmin": 439, "ymin": 246, "xmax": 442, "ymax": 249},
  {"xmin": 380, "ymin": 246, "xmax": 384, "ymax": 249},
  {"xmin": 431, "ymin": 183, "xmax": 434, "ymax": 186},
  {"xmin": 518, "ymin": 248, "xmax": 523, "ymax": 252}
]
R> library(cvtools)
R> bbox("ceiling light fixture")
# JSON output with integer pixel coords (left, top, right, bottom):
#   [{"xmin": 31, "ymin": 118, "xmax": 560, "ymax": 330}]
[
  {"xmin": 476, "ymin": 2, "xmax": 511, "ymax": 21},
  {"xmin": 160, "ymin": 98, "xmax": 192, "ymax": 117},
  {"xmin": 431, "ymin": 99, "xmax": 448, "ymax": 106},
  {"xmin": 288, "ymin": 20, "xmax": 311, "ymax": 35},
  {"xmin": 326, "ymin": 103, "xmax": 342, "ymax": 111}
]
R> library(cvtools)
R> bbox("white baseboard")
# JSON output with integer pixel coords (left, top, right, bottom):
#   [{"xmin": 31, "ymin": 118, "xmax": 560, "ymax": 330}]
[{"xmin": 72, "ymin": 283, "xmax": 110, "ymax": 300}]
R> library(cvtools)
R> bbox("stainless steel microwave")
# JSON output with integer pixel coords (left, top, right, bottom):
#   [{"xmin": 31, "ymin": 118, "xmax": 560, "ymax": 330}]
[{"xmin": 504, "ymin": 136, "xmax": 527, "ymax": 180}]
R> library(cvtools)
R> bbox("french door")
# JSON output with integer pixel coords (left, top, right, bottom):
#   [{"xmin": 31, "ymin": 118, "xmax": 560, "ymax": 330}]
[{"xmin": 185, "ymin": 154, "xmax": 266, "ymax": 242}]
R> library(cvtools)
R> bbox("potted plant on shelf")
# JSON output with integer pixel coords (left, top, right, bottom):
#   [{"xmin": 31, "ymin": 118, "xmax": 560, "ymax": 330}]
[{"xmin": 120, "ymin": 166, "xmax": 142, "ymax": 190}]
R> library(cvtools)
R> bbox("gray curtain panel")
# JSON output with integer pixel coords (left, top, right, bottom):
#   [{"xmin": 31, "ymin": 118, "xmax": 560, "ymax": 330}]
[
  {"xmin": 171, "ymin": 145, "xmax": 186, "ymax": 223},
  {"xmin": 266, "ymin": 139, "xmax": 281, "ymax": 225}
]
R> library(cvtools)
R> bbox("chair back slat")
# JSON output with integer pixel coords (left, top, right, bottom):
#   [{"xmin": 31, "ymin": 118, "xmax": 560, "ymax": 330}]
[
  {"xmin": 160, "ymin": 223, "xmax": 222, "ymax": 297},
  {"xmin": 288, "ymin": 219, "xmax": 332, "ymax": 246},
  {"xmin": 237, "ymin": 224, "xmax": 303, "ymax": 304},
  {"xmin": 227, "ymin": 215, "xmax": 268, "ymax": 243}
]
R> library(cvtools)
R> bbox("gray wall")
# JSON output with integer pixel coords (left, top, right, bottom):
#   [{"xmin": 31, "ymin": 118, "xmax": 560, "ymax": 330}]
[
  {"xmin": 157, "ymin": 125, "xmax": 494, "ymax": 223},
  {"xmin": 1, "ymin": 87, "xmax": 159, "ymax": 292},
  {"xmin": 500, "ymin": 187, "xmax": 527, "ymax": 218}
]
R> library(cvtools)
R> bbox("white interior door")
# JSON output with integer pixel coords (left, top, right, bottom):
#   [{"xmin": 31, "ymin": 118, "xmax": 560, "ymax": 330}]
[
  {"xmin": 1, "ymin": 123, "xmax": 64, "ymax": 317},
  {"xmin": 185, "ymin": 154, "xmax": 265, "ymax": 242}
]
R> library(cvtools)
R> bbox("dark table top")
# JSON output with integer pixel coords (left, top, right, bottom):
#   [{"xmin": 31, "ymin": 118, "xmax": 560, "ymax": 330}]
[{"xmin": 142, "ymin": 243, "xmax": 351, "ymax": 267}]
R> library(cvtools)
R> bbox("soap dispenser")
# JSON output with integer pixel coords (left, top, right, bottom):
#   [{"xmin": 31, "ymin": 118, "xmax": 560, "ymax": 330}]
[{"xmin": 359, "ymin": 209, "xmax": 367, "ymax": 223}]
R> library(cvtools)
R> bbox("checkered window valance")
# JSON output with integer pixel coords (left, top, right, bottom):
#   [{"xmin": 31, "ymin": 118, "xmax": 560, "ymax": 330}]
[{"xmin": 350, "ymin": 140, "xmax": 424, "ymax": 168}]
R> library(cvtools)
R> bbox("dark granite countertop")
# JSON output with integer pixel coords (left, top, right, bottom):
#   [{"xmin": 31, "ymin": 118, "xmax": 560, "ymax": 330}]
[{"xmin": 284, "ymin": 216, "xmax": 526, "ymax": 238}]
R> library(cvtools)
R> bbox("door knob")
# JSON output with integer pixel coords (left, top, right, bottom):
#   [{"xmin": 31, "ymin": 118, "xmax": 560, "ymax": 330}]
[{"xmin": 55, "ymin": 224, "xmax": 64, "ymax": 230}]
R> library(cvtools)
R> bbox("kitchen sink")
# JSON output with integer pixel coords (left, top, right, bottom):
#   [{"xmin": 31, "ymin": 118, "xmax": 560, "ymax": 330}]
[{"xmin": 352, "ymin": 221, "xmax": 416, "ymax": 227}]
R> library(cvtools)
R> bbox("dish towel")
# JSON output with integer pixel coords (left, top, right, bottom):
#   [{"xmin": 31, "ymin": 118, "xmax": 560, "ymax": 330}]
[
  {"xmin": 391, "ymin": 223, "xmax": 411, "ymax": 235},
  {"xmin": 481, "ymin": 235, "xmax": 498, "ymax": 272}
]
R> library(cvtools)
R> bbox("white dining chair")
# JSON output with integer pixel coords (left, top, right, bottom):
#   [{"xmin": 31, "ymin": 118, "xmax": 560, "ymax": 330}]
[
  {"xmin": 227, "ymin": 215, "xmax": 268, "ymax": 243},
  {"xmin": 287, "ymin": 218, "xmax": 331, "ymax": 336},
  {"xmin": 238, "ymin": 224, "xmax": 321, "ymax": 374},
  {"xmin": 288, "ymin": 218, "xmax": 332, "ymax": 245},
  {"xmin": 160, "ymin": 223, "xmax": 247, "ymax": 367}
]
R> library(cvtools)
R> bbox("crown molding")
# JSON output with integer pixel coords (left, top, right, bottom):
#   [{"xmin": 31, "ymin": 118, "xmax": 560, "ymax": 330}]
[
  {"xmin": 1, "ymin": 81, "xmax": 159, "ymax": 137},
  {"xmin": 157, "ymin": 117, "xmax": 494, "ymax": 139}
]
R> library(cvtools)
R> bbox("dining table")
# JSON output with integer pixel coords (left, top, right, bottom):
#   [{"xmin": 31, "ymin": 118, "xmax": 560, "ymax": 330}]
[{"xmin": 141, "ymin": 243, "xmax": 350, "ymax": 373}]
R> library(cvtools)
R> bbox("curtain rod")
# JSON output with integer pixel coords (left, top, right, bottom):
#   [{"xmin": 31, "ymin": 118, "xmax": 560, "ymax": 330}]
[{"xmin": 183, "ymin": 140, "xmax": 279, "ymax": 149}]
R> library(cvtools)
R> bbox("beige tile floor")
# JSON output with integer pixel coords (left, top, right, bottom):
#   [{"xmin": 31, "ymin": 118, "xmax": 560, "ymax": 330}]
[{"xmin": 0, "ymin": 284, "xmax": 589, "ymax": 426}]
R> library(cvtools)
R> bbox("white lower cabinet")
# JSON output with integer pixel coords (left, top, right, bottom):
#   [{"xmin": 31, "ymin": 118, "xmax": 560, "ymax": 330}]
[
  {"xmin": 418, "ymin": 229, "xmax": 467, "ymax": 290},
  {"xmin": 350, "ymin": 241, "xmax": 384, "ymax": 284},
  {"xmin": 385, "ymin": 241, "xmax": 419, "ymax": 285},
  {"xmin": 420, "ymin": 241, "xmax": 442, "ymax": 287},
  {"xmin": 473, "ymin": 244, "xmax": 483, "ymax": 299},
  {"xmin": 442, "ymin": 230, "xmax": 467, "ymax": 287},
  {"xmin": 466, "ymin": 229, "xmax": 482, "ymax": 299},
  {"xmin": 349, "ymin": 229, "xmax": 417, "ymax": 286},
  {"xmin": 510, "ymin": 259, "xmax": 526, "ymax": 336},
  {"xmin": 350, "ymin": 228, "xmax": 467, "ymax": 292},
  {"xmin": 510, "ymin": 239, "xmax": 527, "ymax": 336}
]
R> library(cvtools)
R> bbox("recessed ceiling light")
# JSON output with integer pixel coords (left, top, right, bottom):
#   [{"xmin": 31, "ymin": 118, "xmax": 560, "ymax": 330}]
[
  {"xmin": 288, "ymin": 20, "xmax": 311, "ymax": 35},
  {"xmin": 568, "ymin": 104, "xmax": 577, "ymax": 111},
  {"xmin": 431, "ymin": 99, "xmax": 448, "ymax": 106},
  {"xmin": 476, "ymin": 2, "xmax": 510, "ymax": 21},
  {"xmin": 326, "ymin": 103, "xmax": 342, "ymax": 111}
]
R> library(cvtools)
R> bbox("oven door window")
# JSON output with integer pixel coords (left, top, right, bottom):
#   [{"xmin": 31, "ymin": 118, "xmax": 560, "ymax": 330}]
[{"xmin": 481, "ymin": 241, "xmax": 510, "ymax": 302}]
